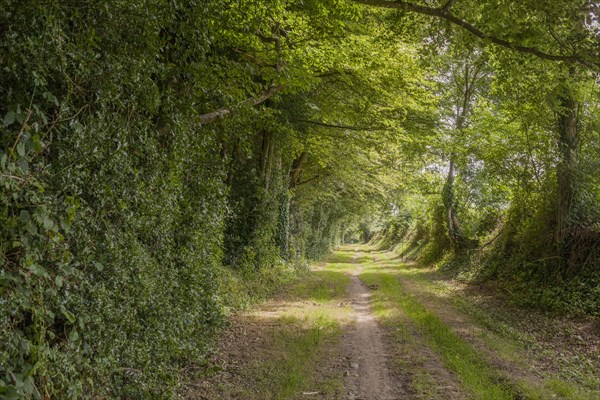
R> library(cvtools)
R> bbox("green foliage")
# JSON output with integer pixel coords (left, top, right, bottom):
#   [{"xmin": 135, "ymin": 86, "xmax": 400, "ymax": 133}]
[
  {"xmin": 0, "ymin": 1, "xmax": 228, "ymax": 392},
  {"xmin": 0, "ymin": 0, "xmax": 420, "ymax": 397},
  {"xmin": 365, "ymin": 2, "xmax": 600, "ymax": 317},
  {"xmin": 1, "ymin": 0, "xmax": 599, "ymax": 397}
]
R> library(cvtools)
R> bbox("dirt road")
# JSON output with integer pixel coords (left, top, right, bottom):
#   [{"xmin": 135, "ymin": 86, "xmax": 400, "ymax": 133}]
[
  {"xmin": 343, "ymin": 269, "xmax": 397, "ymax": 400},
  {"xmin": 191, "ymin": 245, "xmax": 600, "ymax": 400}
]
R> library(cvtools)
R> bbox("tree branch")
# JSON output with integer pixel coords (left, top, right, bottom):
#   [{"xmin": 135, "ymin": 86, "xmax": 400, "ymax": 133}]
[
  {"xmin": 355, "ymin": 0, "xmax": 600, "ymax": 69},
  {"xmin": 289, "ymin": 151, "xmax": 307, "ymax": 188},
  {"xmin": 295, "ymin": 119, "xmax": 386, "ymax": 131},
  {"xmin": 199, "ymin": 85, "xmax": 283, "ymax": 125},
  {"xmin": 441, "ymin": 0, "xmax": 458, "ymax": 12},
  {"xmin": 293, "ymin": 174, "xmax": 328, "ymax": 188}
]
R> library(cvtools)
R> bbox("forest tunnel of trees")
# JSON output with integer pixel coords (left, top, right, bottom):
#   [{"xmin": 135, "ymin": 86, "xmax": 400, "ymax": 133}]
[{"xmin": 1, "ymin": 0, "xmax": 599, "ymax": 398}]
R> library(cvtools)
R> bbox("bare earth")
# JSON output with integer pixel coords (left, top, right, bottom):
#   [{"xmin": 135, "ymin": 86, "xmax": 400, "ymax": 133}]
[
  {"xmin": 342, "ymin": 254, "xmax": 465, "ymax": 400},
  {"xmin": 342, "ymin": 269, "xmax": 397, "ymax": 400}
]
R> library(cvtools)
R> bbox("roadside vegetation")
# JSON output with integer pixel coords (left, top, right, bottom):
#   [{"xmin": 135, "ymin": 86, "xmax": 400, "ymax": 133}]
[
  {"xmin": 1, "ymin": 0, "xmax": 598, "ymax": 398},
  {"xmin": 359, "ymin": 246, "xmax": 600, "ymax": 400},
  {"xmin": 194, "ymin": 255, "xmax": 354, "ymax": 399}
]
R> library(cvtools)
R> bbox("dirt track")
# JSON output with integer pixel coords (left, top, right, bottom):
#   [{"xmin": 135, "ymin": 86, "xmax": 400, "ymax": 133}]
[
  {"xmin": 191, "ymin": 246, "xmax": 600, "ymax": 400},
  {"xmin": 342, "ymin": 268, "xmax": 398, "ymax": 400}
]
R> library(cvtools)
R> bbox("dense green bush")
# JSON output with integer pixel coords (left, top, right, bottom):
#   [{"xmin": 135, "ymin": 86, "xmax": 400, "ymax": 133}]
[
  {"xmin": 0, "ymin": 3, "xmax": 229, "ymax": 397},
  {"xmin": 0, "ymin": 1, "xmax": 369, "ymax": 397}
]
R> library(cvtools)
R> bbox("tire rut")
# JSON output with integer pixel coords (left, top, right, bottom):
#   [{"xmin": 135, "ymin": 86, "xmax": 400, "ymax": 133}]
[
  {"xmin": 341, "ymin": 262, "xmax": 402, "ymax": 400},
  {"xmin": 339, "ymin": 251, "xmax": 467, "ymax": 400}
]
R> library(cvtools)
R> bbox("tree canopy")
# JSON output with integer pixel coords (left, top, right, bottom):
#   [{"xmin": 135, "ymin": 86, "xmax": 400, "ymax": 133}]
[{"xmin": 0, "ymin": 0, "xmax": 599, "ymax": 398}]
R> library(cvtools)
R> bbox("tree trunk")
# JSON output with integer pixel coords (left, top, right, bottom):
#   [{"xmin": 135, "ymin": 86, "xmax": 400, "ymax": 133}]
[
  {"xmin": 443, "ymin": 158, "xmax": 467, "ymax": 247},
  {"xmin": 441, "ymin": 60, "xmax": 481, "ymax": 250},
  {"xmin": 289, "ymin": 151, "xmax": 307, "ymax": 188},
  {"xmin": 555, "ymin": 93, "xmax": 578, "ymax": 244}
]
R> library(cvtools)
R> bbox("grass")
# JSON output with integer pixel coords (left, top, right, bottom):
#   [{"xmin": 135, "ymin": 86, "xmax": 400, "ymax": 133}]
[
  {"xmin": 359, "ymin": 263, "xmax": 515, "ymax": 399},
  {"xmin": 244, "ymin": 314, "xmax": 342, "ymax": 399},
  {"xmin": 289, "ymin": 270, "xmax": 350, "ymax": 302},
  {"xmin": 203, "ymin": 253, "xmax": 352, "ymax": 399},
  {"xmin": 204, "ymin": 245, "xmax": 599, "ymax": 400},
  {"xmin": 245, "ymin": 268, "xmax": 351, "ymax": 399},
  {"xmin": 358, "ymin": 245, "xmax": 600, "ymax": 400},
  {"xmin": 322, "ymin": 250, "xmax": 356, "ymax": 264},
  {"xmin": 396, "ymin": 259, "xmax": 600, "ymax": 399},
  {"xmin": 450, "ymin": 290, "xmax": 600, "ymax": 397}
]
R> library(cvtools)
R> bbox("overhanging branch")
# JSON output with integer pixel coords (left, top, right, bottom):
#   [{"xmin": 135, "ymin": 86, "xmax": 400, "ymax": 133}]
[
  {"xmin": 293, "ymin": 174, "xmax": 329, "ymax": 188},
  {"xmin": 295, "ymin": 119, "xmax": 386, "ymax": 131},
  {"xmin": 355, "ymin": 0, "xmax": 600, "ymax": 70},
  {"xmin": 199, "ymin": 85, "xmax": 283, "ymax": 125}
]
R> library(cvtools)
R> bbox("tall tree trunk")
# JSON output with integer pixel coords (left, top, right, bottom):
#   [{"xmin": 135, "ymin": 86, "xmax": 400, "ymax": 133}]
[
  {"xmin": 555, "ymin": 91, "xmax": 579, "ymax": 245},
  {"xmin": 289, "ymin": 151, "xmax": 307, "ymax": 188},
  {"xmin": 442, "ymin": 60, "xmax": 482, "ymax": 250},
  {"xmin": 444, "ymin": 72, "xmax": 468, "ymax": 249},
  {"xmin": 443, "ymin": 158, "xmax": 467, "ymax": 247}
]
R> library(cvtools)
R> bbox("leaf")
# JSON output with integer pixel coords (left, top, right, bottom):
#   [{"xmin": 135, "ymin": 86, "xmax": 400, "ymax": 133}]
[
  {"xmin": 32, "ymin": 134, "xmax": 43, "ymax": 152},
  {"xmin": 94, "ymin": 262, "xmax": 104, "ymax": 272},
  {"xmin": 18, "ymin": 159, "xmax": 29, "ymax": 173},
  {"xmin": 63, "ymin": 309, "xmax": 76, "ymax": 324},
  {"xmin": 68, "ymin": 328, "xmax": 79, "ymax": 342},
  {"xmin": 28, "ymin": 264, "xmax": 47, "ymax": 277},
  {"xmin": 26, "ymin": 221, "xmax": 37, "ymax": 235},
  {"xmin": 59, "ymin": 218, "xmax": 71, "ymax": 233},
  {"xmin": 19, "ymin": 210, "xmax": 31, "ymax": 223},
  {"xmin": 43, "ymin": 216, "xmax": 54, "ymax": 230},
  {"xmin": 43, "ymin": 91, "xmax": 58, "ymax": 106},
  {"xmin": 3, "ymin": 387, "xmax": 21, "ymax": 400},
  {"xmin": 3, "ymin": 111, "xmax": 15, "ymax": 126},
  {"xmin": 17, "ymin": 143, "xmax": 25, "ymax": 157},
  {"xmin": 23, "ymin": 376, "xmax": 38, "ymax": 399}
]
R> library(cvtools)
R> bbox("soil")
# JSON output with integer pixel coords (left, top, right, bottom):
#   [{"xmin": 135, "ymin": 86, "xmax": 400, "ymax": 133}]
[{"xmin": 341, "ymin": 268, "xmax": 398, "ymax": 400}]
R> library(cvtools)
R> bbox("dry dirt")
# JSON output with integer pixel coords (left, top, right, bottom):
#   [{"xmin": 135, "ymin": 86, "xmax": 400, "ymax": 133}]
[{"xmin": 341, "ymin": 268, "xmax": 398, "ymax": 400}]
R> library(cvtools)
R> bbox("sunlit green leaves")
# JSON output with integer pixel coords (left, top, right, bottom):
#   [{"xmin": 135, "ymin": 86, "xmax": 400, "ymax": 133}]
[{"xmin": 1, "ymin": 0, "xmax": 598, "ymax": 398}]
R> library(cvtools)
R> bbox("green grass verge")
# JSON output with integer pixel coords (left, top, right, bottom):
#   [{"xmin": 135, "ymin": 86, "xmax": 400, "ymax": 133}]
[
  {"xmin": 244, "ymin": 315, "xmax": 343, "ymax": 399},
  {"xmin": 209, "ymin": 257, "xmax": 351, "ymax": 399},
  {"xmin": 360, "ymin": 268, "xmax": 514, "ymax": 399},
  {"xmin": 290, "ymin": 270, "xmax": 351, "ymax": 302},
  {"xmin": 393, "ymin": 258, "xmax": 600, "ymax": 400},
  {"xmin": 357, "ymin": 246, "xmax": 600, "ymax": 400}
]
